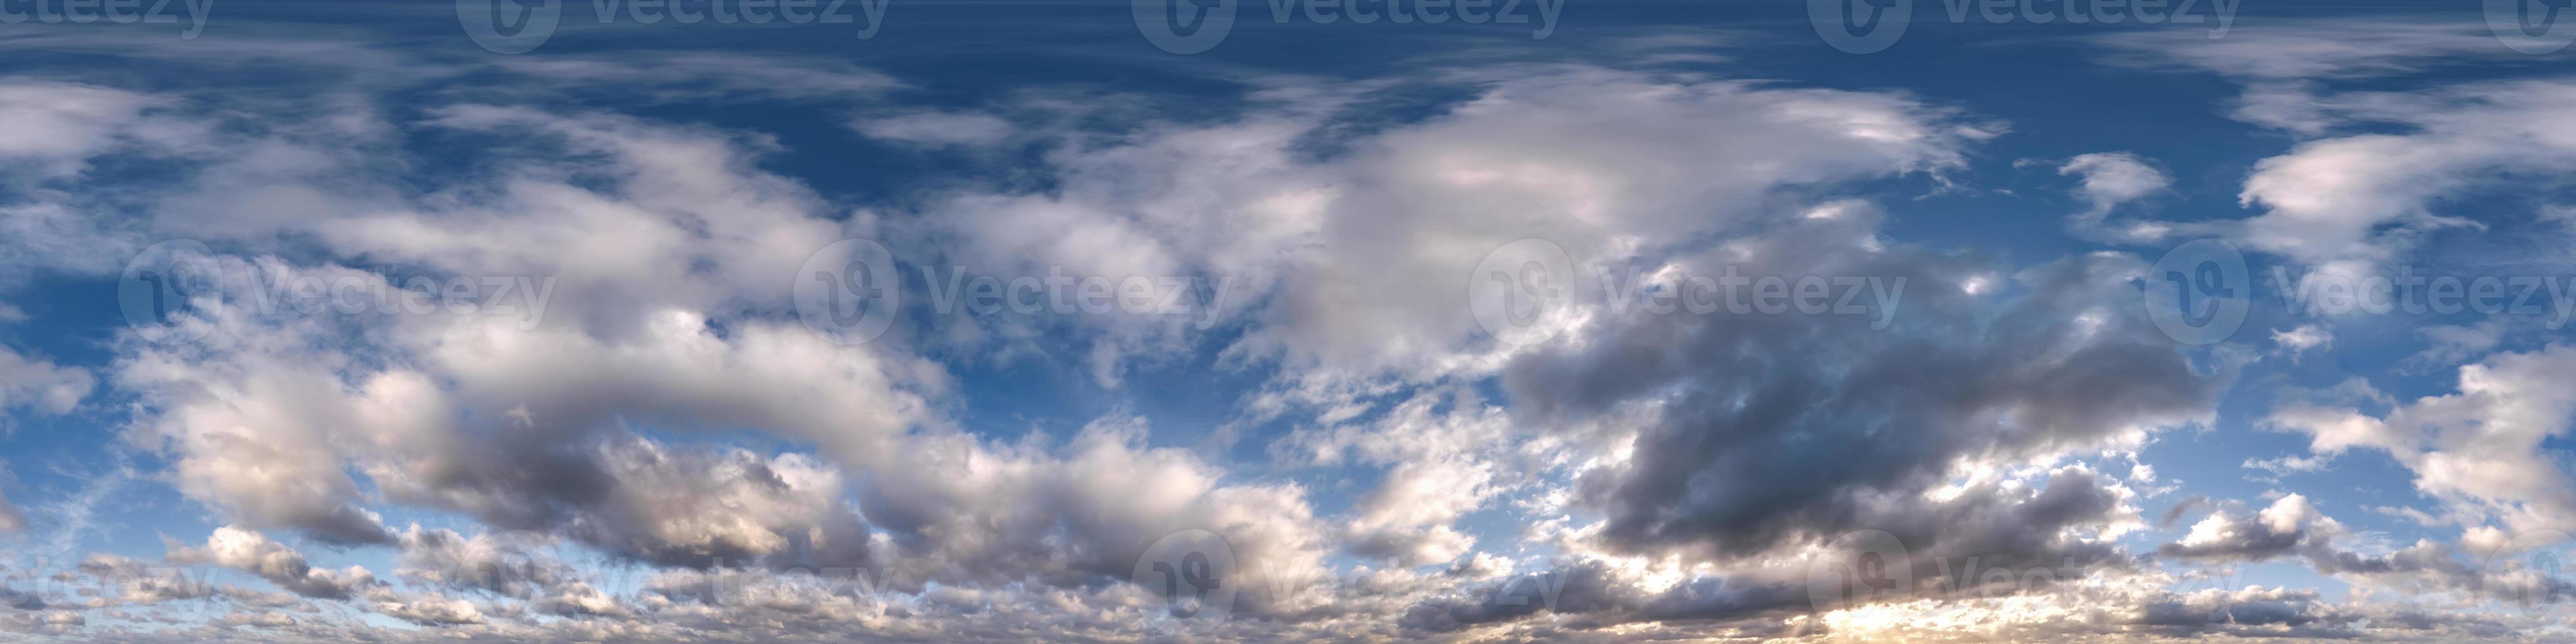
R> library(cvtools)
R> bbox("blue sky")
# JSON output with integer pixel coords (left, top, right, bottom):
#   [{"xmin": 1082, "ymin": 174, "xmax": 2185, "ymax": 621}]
[{"xmin": 1, "ymin": 0, "xmax": 2575, "ymax": 640}]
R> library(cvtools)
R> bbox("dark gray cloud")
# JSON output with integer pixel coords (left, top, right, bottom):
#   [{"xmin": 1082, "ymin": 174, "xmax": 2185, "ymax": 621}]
[{"xmin": 1505, "ymin": 211, "xmax": 2224, "ymax": 564}]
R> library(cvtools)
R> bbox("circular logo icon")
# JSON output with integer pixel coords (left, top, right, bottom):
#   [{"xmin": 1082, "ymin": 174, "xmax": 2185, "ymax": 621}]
[
  {"xmin": 2477, "ymin": 529, "xmax": 2573, "ymax": 608},
  {"xmin": 2144, "ymin": 239, "xmax": 2249, "ymax": 346},
  {"xmin": 118, "ymin": 239, "xmax": 225, "ymax": 346},
  {"xmin": 1132, "ymin": 529, "xmax": 1237, "ymax": 633},
  {"xmin": 1807, "ymin": 530, "xmax": 1914, "ymax": 611},
  {"xmin": 1468, "ymin": 239, "xmax": 1575, "ymax": 346},
  {"xmin": 2488, "ymin": 0, "xmax": 2576, "ymax": 55},
  {"xmin": 793, "ymin": 239, "xmax": 902, "ymax": 346},
  {"xmin": 1809, "ymin": 0, "xmax": 1911, "ymax": 55},
  {"xmin": 457, "ymin": 0, "xmax": 563, "ymax": 55},
  {"xmin": 1133, "ymin": 0, "xmax": 1237, "ymax": 55}
]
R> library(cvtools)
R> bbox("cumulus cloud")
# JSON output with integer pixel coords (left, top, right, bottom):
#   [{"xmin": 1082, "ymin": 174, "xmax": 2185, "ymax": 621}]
[
  {"xmin": 902, "ymin": 67, "xmax": 1990, "ymax": 386},
  {"xmin": 164, "ymin": 526, "xmax": 377, "ymax": 599},
  {"xmin": 2268, "ymin": 345, "xmax": 2576, "ymax": 539},
  {"xmin": 392, "ymin": 526, "xmax": 576, "ymax": 597},
  {"xmin": 2107, "ymin": 23, "xmax": 2576, "ymax": 271},
  {"xmin": 2272, "ymin": 323, "xmax": 2333, "ymax": 361},
  {"xmin": 858, "ymin": 415, "xmax": 1332, "ymax": 615},
  {"xmin": 1512, "ymin": 239, "xmax": 2221, "ymax": 563},
  {"xmin": 71, "ymin": 554, "xmax": 219, "ymax": 607},
  {"xmin": 2057, "ymin": 152, "xmax": 2176, "ymax": 242},
  {"xmin": 365, "ymin": 588, "xmax": 486, "ymax": 626},
  {"xmin": 0, "ymin": 344, "xmax": 92, "ymax": 417},
  {"xmin": 0, "ymin": 81, "xmax": 170, "ymax": 176}
]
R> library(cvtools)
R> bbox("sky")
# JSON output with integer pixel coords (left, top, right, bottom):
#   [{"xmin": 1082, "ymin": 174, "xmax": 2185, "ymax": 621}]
[{"xmin": 2, "ymin": 0, "xmax": 2576, "ymax": 641}]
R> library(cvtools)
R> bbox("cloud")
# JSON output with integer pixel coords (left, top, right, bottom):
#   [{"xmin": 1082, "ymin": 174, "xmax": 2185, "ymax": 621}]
[
  {"xmin": 393, "ymin": 526, "xmax": 574, "ymax": 597},
  {"xmin": 164, "ymin": 526, "xmax": 378, "ymax": 599},
  {"xmin": 852, "ymin": 111, "xmax": 1017, "ymax": 147},
  {"xmin": 2096, "ymin": 21, "xmax": 2518, "ymax": 83},
  {"xmin": 2105, "ymin": 24, "xmax": 2576, "ymax": 271},
  {"xmin": 364, "ymin": 588, "xmax": 486, "ymax": 626},
  {"xmin": 2159, "ymin": 494, "xmax": 2331, "ymax": 563},
  {"xmin": 2243, "ymin": 453, "xmax": 2331, "ymax": 478},
  {"xmin": 0, "ymin": 344, "xmax": 93, "ymax": 417},
  {"xmin": 902, "ymin": 67, "xmax": 1991, "ymax": 386},
  {"xmin": 2272, "ymin": 324, "xmax": 2333, "ymax": 361},
  {"xmin": 71, "ymin": 554, "xmax": 221, "ymax": 607},
  {"xmin": 490, "ymin": 54, "xmax": 903, "ymax": 103},
  {"xmin": 857, "ymin": 415, "xmax": 1332, "ymax": 615},
  {"xmin": 0, "ymin": 81, "xmax": 166, "ymax": 176},
  {"xmin": 2268, "ymin": 344, "xmax": 2576, "ymax": 539},
  {"xmin": 1511, "ymin": 243, "xmax": 2220, "ymax": 562},
  {"xmin": 106, "ymin": 106, "xmax": 936, "ymax": 553},
  {"xmin": 2057, "ymin": 152, "xmax": 2176, "ymax": 242}
]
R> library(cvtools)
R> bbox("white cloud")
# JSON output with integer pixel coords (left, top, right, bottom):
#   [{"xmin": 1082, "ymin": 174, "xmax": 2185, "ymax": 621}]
[
  {"xmin": 2107, "ymin": 24, "xmax": 2576, "ymax": 271},
  {"xmin": 164, "ymin": 526, "xmax": 378, "ymax": 599},
  {"xmin": 2058, "ymin": 152, "xmax": 2173, "ymax": 242},
  {"xmin": 2272, "ymin": 323, "xmax": 2333, "ymax": 360},
  {"xmin": 2269, "ymin": 345, "xmax": 2576, "ymax": 538},
  {"xmin": 852, "ymin": 111, "xmax": 1015, "ymax": 147},
  {"xmin": 0, "ymin": 344, "xmax": 90, "ymax": 417}
]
